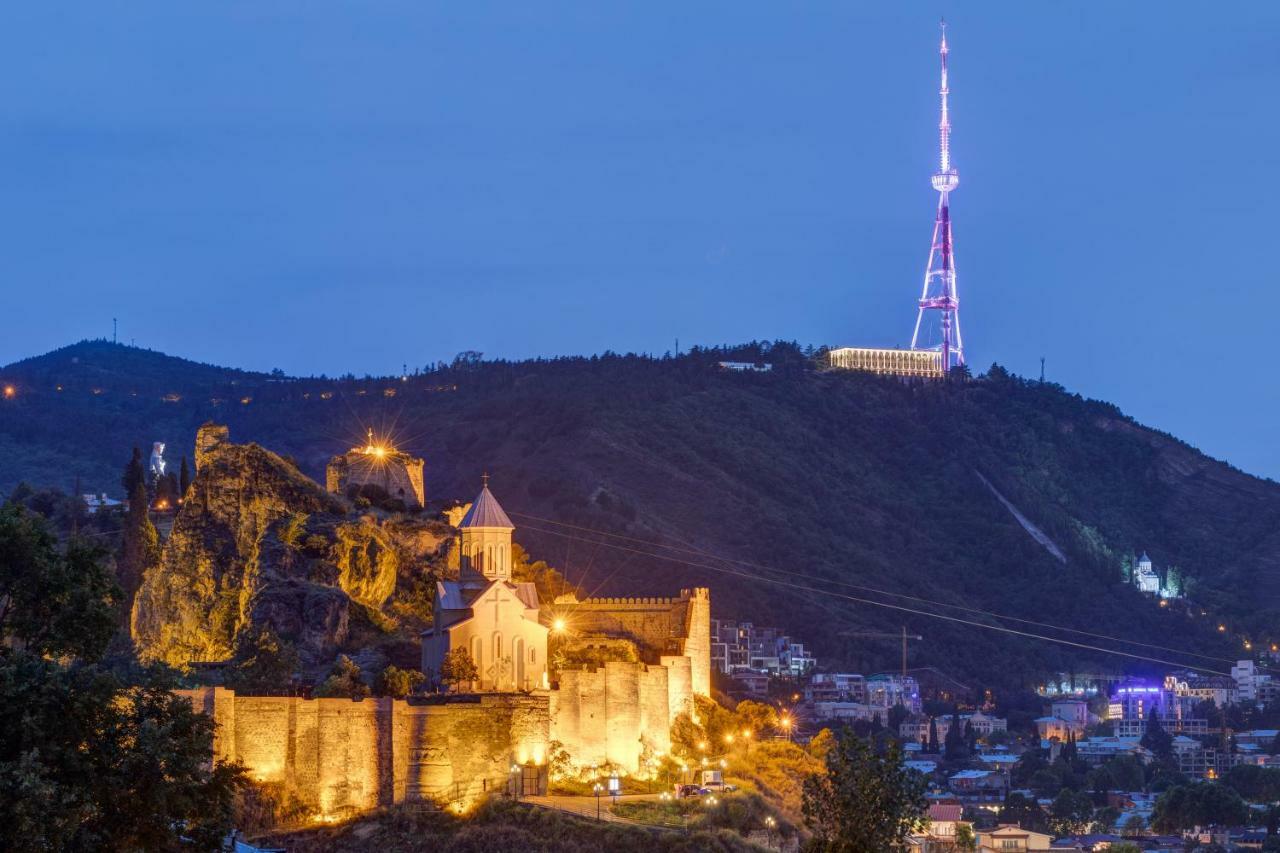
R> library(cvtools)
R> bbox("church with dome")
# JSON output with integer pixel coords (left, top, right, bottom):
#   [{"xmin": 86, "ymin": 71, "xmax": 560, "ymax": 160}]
[{"xmin": 421, "ymin": 478, "xmax": 550, "ymax": 692}]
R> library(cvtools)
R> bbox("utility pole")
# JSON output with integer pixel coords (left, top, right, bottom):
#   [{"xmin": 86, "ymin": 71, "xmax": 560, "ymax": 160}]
[
  {"xmin": 1040, "ymin": 357, "xmax": 1045, "ymax": 383},
  {"xmin": 840, "ymin": 628, "xmax": 923, "ymax": 678},
  {"xmin": 113, "ymin": 318, "xmax": 117, "ymax": 344}
]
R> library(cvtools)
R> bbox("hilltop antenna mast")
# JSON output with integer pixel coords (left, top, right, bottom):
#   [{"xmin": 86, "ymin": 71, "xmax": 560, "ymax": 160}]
[{"xmin": 910, "ymin": 20, "xmax": 965, "ymax": 371}]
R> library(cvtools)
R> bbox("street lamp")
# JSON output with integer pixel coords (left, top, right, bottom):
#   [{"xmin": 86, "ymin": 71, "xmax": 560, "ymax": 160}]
[
  {"xmin": 593, "ymin": 782, "xmax": 603, "ymax": 820},
  {"xmin": 510, "ymin": 763, "xmax": 521, "ymax": 800},
  {"xmin": 781, "ymin": 715, "xmax": 792, "ymax": 742},
  {"xmin": 765, "ymin": 815, "xmax": 776, "ymax": 845}
]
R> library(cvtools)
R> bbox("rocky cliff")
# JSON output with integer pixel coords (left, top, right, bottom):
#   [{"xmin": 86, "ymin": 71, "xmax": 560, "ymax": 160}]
[{"xmin": 131, "ymin": 424, "xmax": 448, "ymax": 667}]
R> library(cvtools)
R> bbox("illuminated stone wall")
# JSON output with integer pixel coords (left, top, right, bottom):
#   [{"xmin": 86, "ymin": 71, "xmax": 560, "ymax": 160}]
[
  {"xmin": 326, "ymin": 449, "xmax": 425, "ymax": 508},
  {"xmin": 549, "ymin": 654, "xmax": 693, "ymax": 774},
  {"xmin": 556, "ymin": 587, "xmax": 711, "ymax": 699},
  {"xmin": 178, "ymin": 688, "xmax": 549, "ymax": 819}
]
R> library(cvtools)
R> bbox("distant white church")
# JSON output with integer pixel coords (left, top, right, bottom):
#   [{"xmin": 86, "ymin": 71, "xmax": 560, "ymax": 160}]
[
  {"xmin": 421, "ymin": 479, "xmax": 549, "ymax": 692},
  {"xmin": 1132, "ymin": 551, "xmax": 1183, "ymax": 599}
]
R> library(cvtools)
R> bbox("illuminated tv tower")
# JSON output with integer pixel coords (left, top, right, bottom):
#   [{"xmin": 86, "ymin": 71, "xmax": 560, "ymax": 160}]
[{"xmin": 910, "ymin": 20, "xmax": 964, "ymax": 371}]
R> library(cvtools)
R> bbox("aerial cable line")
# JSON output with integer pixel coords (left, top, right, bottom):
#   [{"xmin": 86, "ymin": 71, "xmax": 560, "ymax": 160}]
[
  {"xmin": 520, "ymin": 521, "xmax": 1233, "ymax": 676},
  {"xmin": 512, "ymin": 511, "xmax": 1254, "ymax": 669}
]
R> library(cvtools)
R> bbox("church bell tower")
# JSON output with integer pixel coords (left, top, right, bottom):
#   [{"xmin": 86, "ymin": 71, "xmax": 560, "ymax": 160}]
[{"xmin": 458, "ymin": 474, "xmax": 515, "ymax": 581}]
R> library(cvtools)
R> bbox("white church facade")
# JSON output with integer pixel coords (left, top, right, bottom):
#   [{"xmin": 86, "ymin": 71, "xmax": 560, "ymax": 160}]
[{"xmin": 421, "ymin": 480, "xmax": 549, "ymax": 692}]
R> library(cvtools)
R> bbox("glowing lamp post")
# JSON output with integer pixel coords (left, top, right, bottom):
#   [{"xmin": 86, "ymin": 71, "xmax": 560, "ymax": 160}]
[
  {"xmin": 510, "ymin": 764, "xmax": 521, "ymax": 800},
  {"xmin": 781, "ymin": 715, "xmax": 792, "ymax": 742},
  {"xmin": 765, "ymin": 815, "xmax": 776, "ymax": 846},
  {"xmin": 593, "ymin": 782, "xmax": 603, "ymax": 820}
]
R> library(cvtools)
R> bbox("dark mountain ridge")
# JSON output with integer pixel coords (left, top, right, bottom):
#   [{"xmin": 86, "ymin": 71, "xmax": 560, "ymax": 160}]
[{"xmin": 2, "ymin": 339, "xmax": 1275, "ymax": 687}]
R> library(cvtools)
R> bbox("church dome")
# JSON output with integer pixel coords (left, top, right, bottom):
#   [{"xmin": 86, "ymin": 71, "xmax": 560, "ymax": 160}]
[{"xmin": 459, "ymin": 482, "xmax": 514, "ymax": 530}]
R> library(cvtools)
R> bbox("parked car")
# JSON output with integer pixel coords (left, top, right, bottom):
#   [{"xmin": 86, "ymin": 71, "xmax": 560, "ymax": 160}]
[{"xmin": 676, "ymin": 784, "xmax": 703, "ymax": 799}]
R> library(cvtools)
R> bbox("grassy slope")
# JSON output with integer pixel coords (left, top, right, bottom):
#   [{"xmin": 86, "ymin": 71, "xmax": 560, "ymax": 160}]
[{"xmin": 1, "ymin": 340, "xmax": 1275, "ymax": 686}]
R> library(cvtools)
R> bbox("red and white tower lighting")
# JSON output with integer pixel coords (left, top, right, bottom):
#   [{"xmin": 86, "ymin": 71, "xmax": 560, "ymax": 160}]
[{"xmin": 910, "ymin": 21, "xmax": 964, "ymax": 371}]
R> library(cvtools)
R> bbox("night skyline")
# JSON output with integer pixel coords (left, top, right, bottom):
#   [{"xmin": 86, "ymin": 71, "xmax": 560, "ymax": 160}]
[{"xmin": 3, "ymin": 3, "xmax": 1278, "ymax": 477}]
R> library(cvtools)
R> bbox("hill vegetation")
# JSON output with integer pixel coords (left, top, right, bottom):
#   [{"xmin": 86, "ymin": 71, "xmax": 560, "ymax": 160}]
[{"xmin": 2, "ymin": 339, "xmax": 1277, "ymax": 687}]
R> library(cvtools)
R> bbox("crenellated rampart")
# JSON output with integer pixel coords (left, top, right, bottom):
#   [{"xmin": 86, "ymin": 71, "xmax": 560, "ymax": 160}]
[{"xmin": 179, "ymin": 688, "xmax": 550, "ymax": 820}]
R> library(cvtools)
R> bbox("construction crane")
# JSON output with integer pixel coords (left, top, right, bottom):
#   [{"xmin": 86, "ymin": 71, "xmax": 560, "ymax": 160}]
[{"xmin": 840, "ymin": 626, "xmax": 923, "ymax": 678}]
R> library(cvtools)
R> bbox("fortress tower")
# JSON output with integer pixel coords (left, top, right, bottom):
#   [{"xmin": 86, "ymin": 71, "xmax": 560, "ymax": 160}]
[
  {"xmin": 910, "ymin": 21, "xmax": 965, "ymax": 371},
  {"xmin": 325, "ymin": 430, "xmax": 425, "ymax": 509}
]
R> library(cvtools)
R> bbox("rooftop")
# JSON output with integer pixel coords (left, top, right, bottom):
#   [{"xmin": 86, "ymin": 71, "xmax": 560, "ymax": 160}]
[{"xmin": 459, "ymin": 483, "xmax": 514, "ymax": 529}]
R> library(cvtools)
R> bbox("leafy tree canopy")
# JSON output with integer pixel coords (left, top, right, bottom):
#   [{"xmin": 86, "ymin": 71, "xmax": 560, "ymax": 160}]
[
  {"xmin": 801, "ymin": 728, "xmax": 926, "ymax": 851},
  {"xmin": 0, "ymin": 503, "xmax": 120, "ymax": 660}
]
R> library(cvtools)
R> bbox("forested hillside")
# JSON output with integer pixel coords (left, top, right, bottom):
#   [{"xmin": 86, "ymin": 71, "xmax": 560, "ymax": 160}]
[{"xmin": 2, "ymin": 339, "xmax": 1275, "ymax": 687}]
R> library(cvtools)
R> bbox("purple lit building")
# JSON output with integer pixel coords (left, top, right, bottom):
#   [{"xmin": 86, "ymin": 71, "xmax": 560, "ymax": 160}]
[{"xmin": 1108, "ymin": 681, "xmax": 1207, "ymax": 738}]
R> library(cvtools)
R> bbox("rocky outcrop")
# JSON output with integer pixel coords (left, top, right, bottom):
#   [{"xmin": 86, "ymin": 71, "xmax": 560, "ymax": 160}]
[{"xmin": 131, "ymin": 425, "xmax": 443, "ymax": 667}]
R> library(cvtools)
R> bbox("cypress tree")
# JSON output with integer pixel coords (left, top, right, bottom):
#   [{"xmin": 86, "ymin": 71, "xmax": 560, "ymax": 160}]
[
  {"xmin": 119, "ymin": 477, "xmax": 160, "ymax": 610},
  {"xmin": 927, "ymin": 717, "xmax": 940, "ymax": 753},
  {"xmin": 121, "ymin": 447, "xmax": 145, "ymax": 497},
  {"xmin": 944, "ymin": 708, "xmax": 967, "ymax": 761},
  {"xmin": 179, "ymin": 456, "xmax": 192, "ymax": 499}
]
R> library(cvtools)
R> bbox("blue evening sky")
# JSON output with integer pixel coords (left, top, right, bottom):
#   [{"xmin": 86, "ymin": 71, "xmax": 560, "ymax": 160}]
[{"xmin": 2, "ymin": 4, "xmax": 1278, "ymax": 477}]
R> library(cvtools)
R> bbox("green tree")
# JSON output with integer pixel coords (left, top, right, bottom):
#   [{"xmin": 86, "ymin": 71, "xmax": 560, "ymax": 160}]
[
  {"xmin": 225, "ymin": 627, "xmax": 298, "ymax": 694},
  {"xmin": 438, "ymin": 647, "xmax": 479, "ymax": 691},
  {"xmin": 734, "ymin": 699, "xmax": 780, "ymax": 736},
  {"xmin": 1049, "ymin": 788, "xmax": 1093, "ymax": 835},
  {"xmin": 927, "ymin": 717, "xmax": 940, "ymax": 753},
  {"xmin": 801, "ymin": 729, "xmax": 926, "ymax": 851},
  {"xmin": 1222, "ymin": 765, "xmax": 1280, "ymax": 802},
  {"xmin": 121, "ymin": 446, "xmax": 146, "ymax": 497},
  {"xmin": 1141, "ymin": 714, "xmax": 1173, "ymax": 762},
  {"xmin": 944, "ymin": 709, "xmax": 968, "ymax": 761},
  {"xmin": 1151, "ymin": 782, "xmax": 1249, "ymax": 833},
  {"xmin": 179, "ymin": 456, "xmax": 192, "ymax": 498},
  {"xmin": 1092, "ymin": 805, "xmax": 1120, "ymax": 833},
  {"xmin": 118, "ymin": 477, "xmax": 160, "ymax": 608},
  {"xmin": 0, "ymin": 506, "xmax": 243, "ymax": 851},
  {"xmin": 999, "ymin": 792, "xmax": 1048, "ymax": 833},
  {"xmin": 887, "ymin": 703, "xmax": 909, "ymax": 736},
  {"xmin": 0, "ymin": 504, "xmax": 120, "ymax": 659},
  {"xmin": 955, "ymin": 822, "xmax": 977, "ymax": 851},
  {"xmin": 314, "ymin": 655, "xmax": 370, "ymax": 699},
  {"xmin": 376, "ymin": 665, "xmax": 425, "ymax": 699}
]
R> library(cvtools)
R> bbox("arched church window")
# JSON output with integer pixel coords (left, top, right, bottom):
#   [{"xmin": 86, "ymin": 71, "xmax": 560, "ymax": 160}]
[
  {"xmin": 530, "ymin": 647, "xmax": 536, "ymax": 663},
  {"xmin": 494, "ymin": 633, "xmax": 502, "ymax": 662}
]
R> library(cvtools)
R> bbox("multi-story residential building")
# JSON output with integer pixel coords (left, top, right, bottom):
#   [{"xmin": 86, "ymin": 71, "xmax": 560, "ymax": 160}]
[
  {"xmin": 1035, "ymin": 698, "xmax": 1094, "ymax": 742},
  {"xmin": 1232, "ymin": 659, "xmax": 1276, "ymax": 706},
  {"xmin": 804, "ymin": 673, "xmax": 867, "ymax": 703},
  {"xmin": 1166, "ymin": 673, "xmax": 1239, "ymax": 708},
  {"xmin": 710, "ymin": 619, "xmax": 816, "ymax": 677},
  {"xmin": 901, "ymin": 712, "xmax": 1008, "ymax": 745},
  {"xmin": 1109, "ymin": 682, "xmax": 1207, "ymax": 738},
  {"xmin": 948, "ymin": 769, "xmax": 1007, "ymax": 802},
  {"xmin": 1235, "ymin": 729, "xmax": 1279, "ymax": 751},
  {"xmin": 866, "ymin": 673, "xmax": 923, "ymax": 714},
  {"xmin": 1073, "ymin": 737, "xmax": 1153, "ymax": 766},
  {"xmin": 1171, "ymin": 735, "xmax": 1241, "ymax": 779}
]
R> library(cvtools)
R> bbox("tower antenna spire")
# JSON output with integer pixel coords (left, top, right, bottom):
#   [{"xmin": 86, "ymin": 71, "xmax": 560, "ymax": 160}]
[{"xmin": 910, "ymin": 20, "xmax": 965, "ymax": 371}]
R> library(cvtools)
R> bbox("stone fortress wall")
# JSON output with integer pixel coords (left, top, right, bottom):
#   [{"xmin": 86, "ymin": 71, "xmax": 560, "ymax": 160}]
[
  {"xmin": 550, "ymin": 655, "xmax": 692, "ymax": 773},
  {"xmin": 179, "ymin": 688, "xmax": 550, "ymax": 820},
  {"xmin": 554, "ymin": 587, "xmax": 711, "ymax": 698},
  {"xmin": 326, "ymin": 448, "xmax": 425, "ymax": 509},
  {"xmin": 545, "ymin": 587, "xmax": 710, "ymax": 773}
]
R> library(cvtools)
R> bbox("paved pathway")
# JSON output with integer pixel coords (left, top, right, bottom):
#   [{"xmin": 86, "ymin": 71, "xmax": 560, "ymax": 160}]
[{"xmin": 522, "ymin": 793, "xmax": 681, "ymax": 830}]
